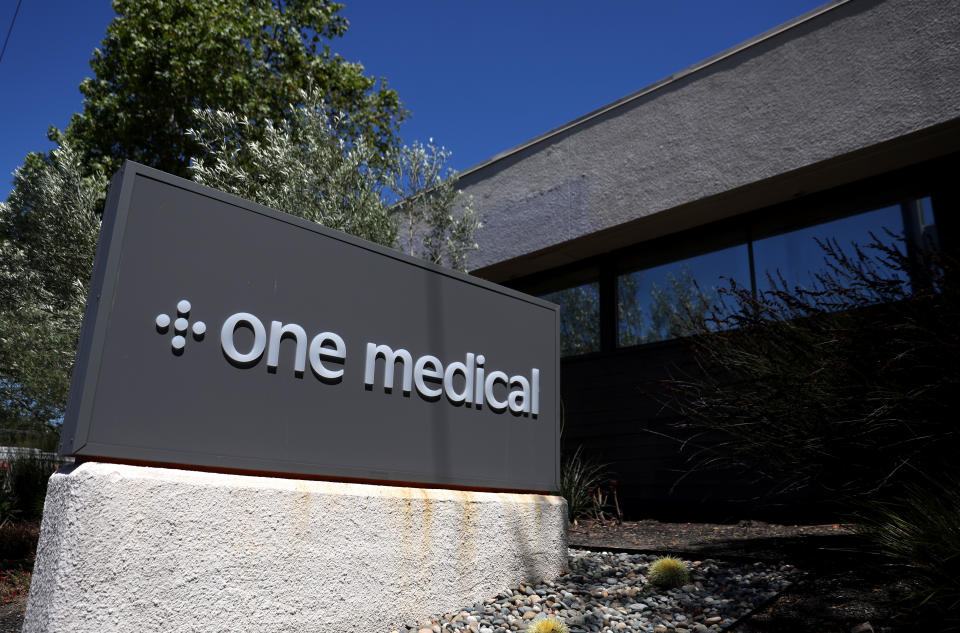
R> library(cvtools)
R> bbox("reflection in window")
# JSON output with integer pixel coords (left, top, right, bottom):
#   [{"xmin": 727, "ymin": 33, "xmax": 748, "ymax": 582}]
[
  {"xmin": 752, "ymin": 201, "xmax": 926, "ymax": 295},
  {"xmin": 541, "ymin": 282, "xmax": 600, "ymax": 356},
  {"xmin": 617, "ymin": 245, "xmax": 751, "ymax": 346},
  {"xmin": 542, "ymin": 197, "xmax": 936, "ymax": 353}
]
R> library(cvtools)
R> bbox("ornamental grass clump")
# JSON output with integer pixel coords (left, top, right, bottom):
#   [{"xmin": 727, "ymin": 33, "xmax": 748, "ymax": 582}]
[
  {"xmin": 527, "ymin": 613, "xmax": 569, "ymax": 633},
  {"xmin": 560, "ymin": 445, "xmax": 608, "ymax": 522},
  {"xmin": 856, "ymin": 468, "xmax": 960, "ymax": 622},
  {"xmin": 648, "ymin": 556, "xmax": 690, "ymax": 589}
]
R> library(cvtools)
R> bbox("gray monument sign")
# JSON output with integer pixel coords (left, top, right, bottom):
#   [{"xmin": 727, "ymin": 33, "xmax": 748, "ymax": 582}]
[{"xmin": 60, "ymin": 162, "xmax": 560, "ymax": 492}]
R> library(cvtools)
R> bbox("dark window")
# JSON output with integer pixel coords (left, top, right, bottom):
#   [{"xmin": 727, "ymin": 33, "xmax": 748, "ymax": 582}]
[
  {"xmin": 541, "ymin": 282, "xmax": 600, "ymax": 356},
  {"xmin": 753, "ymin": 202, "xmax": 918, "ymax": 294},
  {"xmin": 615, "ymin": 196, "xmax": 936, "ymax": 347},
  {"xmin": 617, "ymin": 244, "xmax": 751, "ymax": 346}
]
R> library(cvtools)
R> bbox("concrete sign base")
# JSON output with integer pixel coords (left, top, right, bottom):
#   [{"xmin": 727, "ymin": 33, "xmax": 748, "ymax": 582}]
[{"xmin": 23, "ymin": 462, "xmax": 568, "ymax": 633}]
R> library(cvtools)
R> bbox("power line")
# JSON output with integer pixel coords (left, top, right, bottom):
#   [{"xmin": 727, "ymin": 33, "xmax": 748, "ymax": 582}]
[{"xmin": 0, "ymin": 0, "xmax": 24, "ymax": 65}]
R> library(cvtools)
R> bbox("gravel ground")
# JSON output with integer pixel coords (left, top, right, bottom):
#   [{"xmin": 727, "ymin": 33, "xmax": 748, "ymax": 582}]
[
  {"xmin": 390, "ymin": 549, "xmax": 801, "ymax": 633},
  {"xmin": 568, "ymin": 519, "xmax": 935, "ymax": 633}
]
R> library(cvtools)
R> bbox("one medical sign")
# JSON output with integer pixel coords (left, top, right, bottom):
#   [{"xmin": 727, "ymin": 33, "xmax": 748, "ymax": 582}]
[{"xmin": 60, "ymin": 163, "xmax": 560, "ymax": 493}]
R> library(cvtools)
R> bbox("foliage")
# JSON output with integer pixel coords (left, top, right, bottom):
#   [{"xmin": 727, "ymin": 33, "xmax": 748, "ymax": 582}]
[
  {"xmin": 188, "ymin": 94, "xmax": 394, "ymax": 246},
  {"xmin": 618, "ymin": 267, "xmax": 715, "ymax": 346},
  {"xmin": 0, "ymin": 567, "xmax": 32, "ymax": 604},
  {"xmin": 664, "ymin": 235, "xmax": 959, "ymax": 501},
  {"xmin": 647, "ymin": 269, "xmax": 715, "ymax": 342},
  {"xmin": 65, "ymin": 0, "xmax": 405, "ymax": 178},
  {"xmin": 560, "ymin": 445, "xmax": 608, "ymax": 521},
  {"xmin": 549, "ymin": 265, "xmax": 717, "ymax": 356},
  {"xmin": 0, "ymin": 452, "xmax": 58, "ymax": 524},
  {"xmin": 543, "ymin": 284, "xmax": 600, "ymax": 356},
  {"xmin": 528, "ymin": 613, "xmax": 570, "ymax": 633},
  {"xmin": 616, "ymin": 273, "xmax": 643, "ymax": 347},
  {"xmin": 0, "ymin": 144, "xmax": 105, "ymax": 428},
  {"xmin": 392, "ymin": 141, "xmax": 480, "ymax": 272},
  {"xmin": 0, "ymin": 521, "xmax": 38, "ymax": 562},
  {"xmin": 188, "ymin": 91, "xmax": 479, "ymax": 269},
  {"xmin": 856, "ymin": 469, "xmax": 960, "ymax": 624},
  {"xmin": 647, "ymin": 556, "xmax": 690, "ymax": 589}
]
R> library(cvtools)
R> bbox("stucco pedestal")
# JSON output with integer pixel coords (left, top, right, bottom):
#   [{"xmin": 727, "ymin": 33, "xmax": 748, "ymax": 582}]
[{"xmin": 23, "ymin": 462, "xmax": 568, "ymax": 632}]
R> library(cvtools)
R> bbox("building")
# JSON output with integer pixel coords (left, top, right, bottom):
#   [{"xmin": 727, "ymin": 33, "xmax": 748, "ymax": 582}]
[{"xmin": 457, "ymin": 0, "xmax": 960, "ymax": 519}]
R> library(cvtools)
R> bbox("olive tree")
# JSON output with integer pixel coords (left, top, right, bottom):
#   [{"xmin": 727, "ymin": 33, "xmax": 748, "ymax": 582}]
[
  {"xmin": 0, "ymin": 144, "xmax": 105, "ymax": 434},
  {"xmin": 188, "ymin": 91, "xmax": 479, "ymax": 269}
]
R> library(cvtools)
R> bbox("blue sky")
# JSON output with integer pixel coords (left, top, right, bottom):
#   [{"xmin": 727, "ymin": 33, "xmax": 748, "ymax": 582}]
[{"xmin": 0, "ymin": 0, "xmax": 826, "ymax": 194}]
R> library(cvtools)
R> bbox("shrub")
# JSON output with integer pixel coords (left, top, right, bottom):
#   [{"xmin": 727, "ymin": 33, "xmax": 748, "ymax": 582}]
[
  {"xmin": 1, "ymin": 452, "xmax": 57, "ymax": 523},
  {"xmin": 0, "ymin": 522, "xmax": 39, "ymax": 562},
  {"xmin": 648, "ymin": 556, "xmax": 690, "ymax": 589},
  {"xmin": 664, "ymin": 237, "xmax": 959, "ymax": 503}
]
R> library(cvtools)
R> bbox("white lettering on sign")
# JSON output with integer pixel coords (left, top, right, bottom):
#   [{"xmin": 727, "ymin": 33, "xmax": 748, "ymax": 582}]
[
  {"xmin": 414, "ymin": 355, "xmax": 443, "ymax": 398},
  {"xmin": 221, "ymin": 312, "xmax": 267, "ymax": 364},
  {"xmin": 212, "ymin": 311, "xmax": 539, "ymax": 416},
  {"xmin": 308, "ymin": 332, "xmax": 346, "ymax": 381},
  {"xmin": 364, "ymin": 343, "xmax": 539, "ymax": 415}
]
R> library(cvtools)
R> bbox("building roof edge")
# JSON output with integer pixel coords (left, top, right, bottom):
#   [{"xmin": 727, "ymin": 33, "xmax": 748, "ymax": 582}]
[{"xmin": 457, "ymin": 0, "xmax": 852, "ymax": 180}]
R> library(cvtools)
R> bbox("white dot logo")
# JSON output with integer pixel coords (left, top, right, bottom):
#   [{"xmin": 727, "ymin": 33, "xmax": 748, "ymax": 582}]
[{"xmin": 155, "ymin": 299, "xmax": 205, "ymax": 354}]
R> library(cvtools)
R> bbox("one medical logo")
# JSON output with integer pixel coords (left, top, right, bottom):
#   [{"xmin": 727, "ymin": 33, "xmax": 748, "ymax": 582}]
[
  {"xmin": 155, "ymin": 299, "xmax": 206, "ymax": 353},
  {"xmin": 152, "ymin": 299, "xmax": 539, "ymax": 416}
]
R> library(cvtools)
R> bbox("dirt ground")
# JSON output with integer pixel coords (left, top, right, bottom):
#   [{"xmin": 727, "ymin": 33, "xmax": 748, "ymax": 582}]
[{"xmin": 0, "ymin": 596, "xmax": 26, "ymax": 633}]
